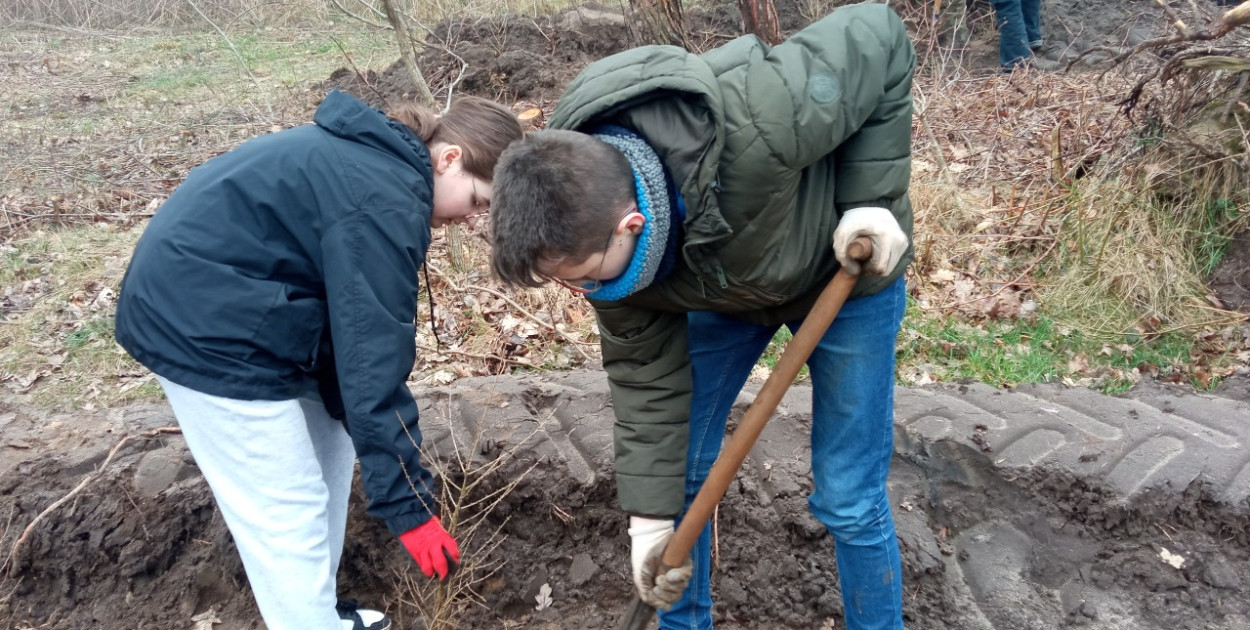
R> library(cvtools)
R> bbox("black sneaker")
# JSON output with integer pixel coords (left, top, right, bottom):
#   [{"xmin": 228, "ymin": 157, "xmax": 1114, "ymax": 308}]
[{"xmin": 336, "ymin": 599, "xmax": 392, "ymax": 630}]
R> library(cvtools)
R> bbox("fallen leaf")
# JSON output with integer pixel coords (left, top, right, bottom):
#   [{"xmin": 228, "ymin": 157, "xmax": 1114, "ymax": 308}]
[
  {"xmin": 1159, "ymin": 547, "xmax": 1185, "ymax": 569},
  {"xmin": 535, "ymin": 582, "xmax": 553, "ymax": 611},
  {"xmin": 191, "ymin": 609, "xmax": 221, "ymax": 630}
]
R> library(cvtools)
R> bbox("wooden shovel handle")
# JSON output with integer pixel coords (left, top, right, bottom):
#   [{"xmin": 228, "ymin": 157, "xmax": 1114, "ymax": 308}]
[{"xmin": 660, "ymin": 235, "xmax": 873, "ymax": 568}]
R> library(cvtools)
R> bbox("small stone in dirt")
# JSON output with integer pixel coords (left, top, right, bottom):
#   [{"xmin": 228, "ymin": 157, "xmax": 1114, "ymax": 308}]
[
  {"xmin": 1201, "ymin": 556, "xmax": 1244, "ymax": 590},
  {"xmin": 1079, "ymin": 601, "xmax": 1098, "ymax": 619},
  {"xmin": 719, "ymin": 576, "xmax": 749, "ymax": 606},
  {"xmin": 567, "ymin": 553, "xmax": 598, "ymax": 586}
]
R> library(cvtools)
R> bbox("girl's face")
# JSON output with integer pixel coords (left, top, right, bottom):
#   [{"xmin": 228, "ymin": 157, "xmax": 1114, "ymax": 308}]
[{"xmin": 430, "ymin": 144, "xmax": 491, "ymax": 229}]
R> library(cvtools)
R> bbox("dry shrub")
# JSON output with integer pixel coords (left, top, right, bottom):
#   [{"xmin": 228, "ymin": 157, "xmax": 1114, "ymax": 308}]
[
  {"xmin": 909, "ymin": 41, "xmax": 1248, "ymax": 334},
  {"xmin": 0, "ymin": 0, "xmax": 336, "ymax": 29},
  {"xmin": 414, "ymin": 225, "xmax": 602, "ymax": 383},
  {"xmin": 1039, "ymin": 137, "xmax": 1249, "ymax": 337},
  {"xmin": 391, "ymin": 404, "xmax": 543, "ymax": 629}
]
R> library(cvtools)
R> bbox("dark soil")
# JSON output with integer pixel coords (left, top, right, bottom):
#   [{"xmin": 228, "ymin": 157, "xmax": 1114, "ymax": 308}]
[
  {"xmin": 1212, "ymin": 230, "xmax": 1250, "ymax": 311},
  {"xmin": 3, "ymin": 372, "xmax": 1250, "ymax": 630}
]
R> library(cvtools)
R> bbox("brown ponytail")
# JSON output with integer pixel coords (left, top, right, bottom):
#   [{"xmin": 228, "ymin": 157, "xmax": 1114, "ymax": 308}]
[{"xmin": 388, "ymin": 97, "xmax": 523, "ymax": 180}]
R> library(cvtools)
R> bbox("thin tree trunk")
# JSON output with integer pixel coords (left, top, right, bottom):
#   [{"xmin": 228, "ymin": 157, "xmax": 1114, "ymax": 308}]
[
  {"xmin": 380, "ymin": 0, "xmax": 435, "ymax": 107},
  {"xmin": 739, "ymin": 0, "xmax": 781, "ymax": 45},
  {"xmin": 631, "ymin": 0, "xmax": 688, "ymax": 48}
]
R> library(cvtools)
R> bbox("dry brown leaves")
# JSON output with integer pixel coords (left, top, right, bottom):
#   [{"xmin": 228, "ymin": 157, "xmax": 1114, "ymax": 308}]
[{"xmin": 910, "ymin": 66, "xmax": 1141, "ymax": 323}]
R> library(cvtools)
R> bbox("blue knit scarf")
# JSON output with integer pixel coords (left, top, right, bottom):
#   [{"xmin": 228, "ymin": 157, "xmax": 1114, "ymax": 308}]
[{"xmin": 585, "ymin": 126, "xmax": 678, "ymax": 301}]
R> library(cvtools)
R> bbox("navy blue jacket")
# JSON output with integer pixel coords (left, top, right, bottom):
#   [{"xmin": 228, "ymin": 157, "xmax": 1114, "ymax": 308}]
[{"xmin": 116, "ymin": 90, "xmax": 438, "ymax": 534}]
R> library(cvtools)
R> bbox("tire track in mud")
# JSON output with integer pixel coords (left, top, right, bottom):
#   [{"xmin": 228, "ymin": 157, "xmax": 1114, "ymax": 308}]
[{"xmin": 2, "ymin": 372, "xmax": 1248, "ymax": 629}]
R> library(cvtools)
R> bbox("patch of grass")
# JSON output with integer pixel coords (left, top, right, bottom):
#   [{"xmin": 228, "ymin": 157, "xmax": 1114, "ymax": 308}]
[
  {"xmin": 1195, "ymin": 196, "xmax": 1239, "ymax": 275},
  {"xmin": 132, "ymin": 68, "xmax": 217, "ymax": 95},
  {"xmin": 64, "ymin": 315, "xmax": 114, "ymax": 352},
  {"xmin": 1032, "ymin": 146, "xmax": 1248, "ymax": 339},
  {"xmin": 898, "ymin": 297, "xmax": 1231, "ymax": 393},
  {"xmin": 758, "ymin": 328, "xmax": 792, "ymax": 370},
  {"xmin": 755, "ymin": 327, "xmax": 812, "ymax": 382},
  {"xmin": 0, "ymin": 225, "xmax": 144, "ymax": 410}
]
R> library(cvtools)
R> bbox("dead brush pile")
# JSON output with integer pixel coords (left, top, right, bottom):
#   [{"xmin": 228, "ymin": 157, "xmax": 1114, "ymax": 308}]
[{"xmin": 899, "ymin": 0, "xmax": 1250, "ymax": 372}]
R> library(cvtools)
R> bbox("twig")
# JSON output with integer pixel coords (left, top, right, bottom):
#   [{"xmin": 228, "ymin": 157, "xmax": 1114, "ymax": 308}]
[
  {"xmin": 329, "ymin": 36, "xmax": 390, "ymax": 106},
  {"xmin": 1154, "ymin": 0, "xmax": 1192, "ymax": 36},
  {"xmin": 1220, "ymin": 71, "xmax": 1249, "ymax": 120},
  {"xmin": 183, "ymin": 0, "xmax": 271, "ymax": 116},
  {"xmin": 416, "ymin": 343, "xmax": 537, "ymax": 367},
  {"xmin": 1071, "ymin": 21, "xmax": 1237, "ymax": 70},
  {"xmin": 913, "ymin": 84, "xmax": 952, "ymax": 183},
  {"xmin": 425, "ymin": 263, "xmax": 597, "ymax": 361},
  {"xmin": 327, "ymin": 0, "xmax": 389, "ymax": 29},
  {"xmin": 5, "ymin": 426, "xmax": 181, "ymax": 576}
]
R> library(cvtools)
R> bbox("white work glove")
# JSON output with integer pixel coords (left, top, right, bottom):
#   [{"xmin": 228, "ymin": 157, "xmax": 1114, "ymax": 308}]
[
  {"xmin": 832, "ymin": 206, "xmax": 909, "ymax": 276},
  {"xmin": 628, "ymin": 516, "xmax": 693, "ymax": 610}
]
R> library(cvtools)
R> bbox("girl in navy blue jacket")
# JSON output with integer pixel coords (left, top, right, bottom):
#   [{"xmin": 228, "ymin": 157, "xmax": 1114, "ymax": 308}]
[{"xmin": 115, "ymin": 90, "xmax": 522, "ymax": 630}]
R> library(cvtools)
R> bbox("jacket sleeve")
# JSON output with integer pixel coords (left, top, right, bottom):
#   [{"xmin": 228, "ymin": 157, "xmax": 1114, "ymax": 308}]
[
  {"xmin": 321, "ymin": 208, "xmax": 436, "ymax": 535},
  {"xmin": 741, "ymin": 3, "xmax": 916, "ymax": 210},
  {"xmin": 591, "ymin": 300, "xmax": 692, "ymax": 518}
]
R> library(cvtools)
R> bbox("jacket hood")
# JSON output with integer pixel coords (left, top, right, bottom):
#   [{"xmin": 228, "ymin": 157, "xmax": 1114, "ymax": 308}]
[{"xmin": 314, "ymin": 90, "xmax": 431, "ymax": 172}]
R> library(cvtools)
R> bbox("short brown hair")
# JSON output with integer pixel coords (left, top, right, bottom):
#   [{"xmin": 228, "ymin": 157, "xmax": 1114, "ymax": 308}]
[
  {"xmin": 388, "ymin": 96, "xmax": 523, "ymax": 180},
  {"xmin": 490, "ymin": 129, "xmax": 634, "ymax": 287}
]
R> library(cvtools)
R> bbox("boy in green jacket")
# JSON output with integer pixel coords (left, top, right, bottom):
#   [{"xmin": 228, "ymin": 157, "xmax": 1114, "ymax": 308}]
[{"xmin": 490, "ymin": 3, "xmax": 915, "ymax": 629}]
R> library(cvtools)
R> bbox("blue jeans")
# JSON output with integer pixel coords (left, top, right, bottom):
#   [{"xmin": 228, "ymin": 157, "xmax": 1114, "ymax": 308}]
[
  {"xmin": 991, "ymin": 0, "xmax": 1042, "ymax": 67},
  {"xmin": 658, "ymin": 277, "xmax": 906, "ymax": 630}
]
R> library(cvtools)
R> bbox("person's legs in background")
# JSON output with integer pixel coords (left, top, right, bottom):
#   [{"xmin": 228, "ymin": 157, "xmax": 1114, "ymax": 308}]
[
  {"xmin": 656, "ymin": 312, "xmax": 778, "ymax": 630},
  {"xmin": 159, "ymin": 376, "xmax": 356, "ymax": 630},
  {"xmin": 801, "ymin": 277, "xmax": 906, "ymax": 630},
  {"xmin": 1021, "ymin": 0, "xmax": 1044, "ymax": 50},
  {"xmin": 990, "ymin": 0, "xmax": 1033, "ymax": 67}
]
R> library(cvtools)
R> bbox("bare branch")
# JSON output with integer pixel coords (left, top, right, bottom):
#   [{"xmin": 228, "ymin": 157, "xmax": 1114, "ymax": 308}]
[
  {"xmin": 184, "ymin": 0, "xmax": 271, "ymax": 115},
  {"xmin": 328, "ymin": 0, "xmax": 390, "ymax": 29},
  {"xmin": 381, "ymin": 0, "xmax": 436, "ymax": 107}
]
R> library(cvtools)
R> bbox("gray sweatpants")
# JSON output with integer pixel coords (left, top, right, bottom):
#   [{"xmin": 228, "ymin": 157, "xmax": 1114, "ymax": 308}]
[{"xmin": 157, "ymin": 376, "xmax": 356, "ymax": 630}]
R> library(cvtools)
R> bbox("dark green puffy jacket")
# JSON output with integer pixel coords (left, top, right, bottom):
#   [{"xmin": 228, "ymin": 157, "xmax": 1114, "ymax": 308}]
[{"xmin": 549, "ymin": 2, "xmax": 916, "ymax": 516}]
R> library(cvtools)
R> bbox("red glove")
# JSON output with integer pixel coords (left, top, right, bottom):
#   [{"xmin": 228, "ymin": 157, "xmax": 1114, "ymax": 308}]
[{"xmin": 400, "ymin": 516, "xmax": 460, "ymax": 581}]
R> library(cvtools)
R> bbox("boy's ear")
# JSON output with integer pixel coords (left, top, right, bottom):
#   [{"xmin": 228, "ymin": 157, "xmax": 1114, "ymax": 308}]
[{"xmin": 621, "ymin": 211, "xmax": 646, "ymax": 236}]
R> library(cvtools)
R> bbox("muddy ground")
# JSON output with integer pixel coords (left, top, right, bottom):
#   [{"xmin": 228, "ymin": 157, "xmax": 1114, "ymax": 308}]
[
  {"xmin": 3, "ymin": 0, "xmax": 1250, "ymax": 628},
  {"xmin": 2, "ymin": 370, "xmax": 1249, "ymax": 630}
]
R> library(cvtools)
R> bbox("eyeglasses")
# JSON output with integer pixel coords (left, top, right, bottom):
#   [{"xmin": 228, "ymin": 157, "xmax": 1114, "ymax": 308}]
[
  {"xmin": 468, "ymin": 178, "xmax": 489, "ymax": 220},
  {"xmin": 549, "ymin": 206, "xmax": 637, "ymax": 295}
]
